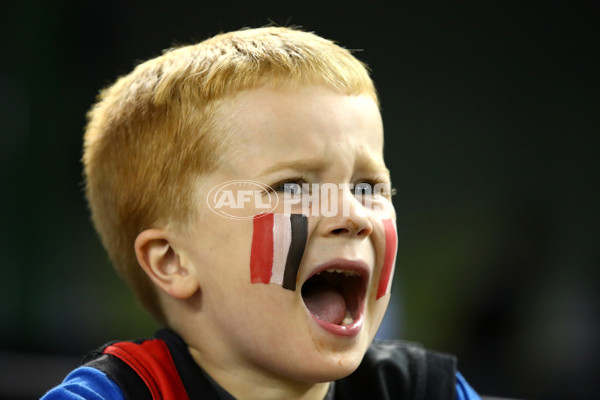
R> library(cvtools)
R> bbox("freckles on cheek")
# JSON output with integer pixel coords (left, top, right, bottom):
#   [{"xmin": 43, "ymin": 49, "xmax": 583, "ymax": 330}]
[
  {"xmin": 376, "ymin": 219, "xmax": 397, "ymax": 300},
  {"xmin": 249, "ymin": 213, "xmax": 308, "ymax": 291}
]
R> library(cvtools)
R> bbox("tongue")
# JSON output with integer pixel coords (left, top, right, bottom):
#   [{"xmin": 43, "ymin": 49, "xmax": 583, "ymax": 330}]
[{"xmin": 303, "ymin": 285, "xmax": 347, "ymax": 325}]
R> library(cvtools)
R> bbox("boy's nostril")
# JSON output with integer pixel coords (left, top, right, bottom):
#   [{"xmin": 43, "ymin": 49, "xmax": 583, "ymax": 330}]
[
  {"xmin": 357, "ymin": 228, "xmax": 370, "ymax": 237},
  {"xmin": 331, "ymin": 228, "xmax": 349, "ymax": 235}
]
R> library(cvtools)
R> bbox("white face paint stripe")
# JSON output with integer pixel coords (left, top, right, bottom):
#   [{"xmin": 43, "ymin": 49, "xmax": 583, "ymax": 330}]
[{"xmin": 271, "ymin": 213, "xmax": 292, "ymax": 285}]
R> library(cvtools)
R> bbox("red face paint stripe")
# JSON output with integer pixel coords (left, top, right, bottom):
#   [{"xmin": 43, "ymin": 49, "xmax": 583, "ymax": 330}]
[
  {"xmin": 250, "ymin": 213, "xmax": 274, "ymax": 283},
  {"xmin": 377, "ymin": 218, "xmax": 397, "ymax": 299}
]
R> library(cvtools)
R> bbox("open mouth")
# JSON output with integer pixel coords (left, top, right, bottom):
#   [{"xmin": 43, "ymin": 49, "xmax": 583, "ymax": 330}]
[{"xmin": 301, "ymin": 263, "xmax": 367, "ymax": 335}]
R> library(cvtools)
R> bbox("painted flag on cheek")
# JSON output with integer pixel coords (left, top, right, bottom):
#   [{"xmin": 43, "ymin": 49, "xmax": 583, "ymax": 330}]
[
  {"xmin": 376, "ymin": 218, "xmax": 398, "ymax": 299},
  {"xmin": 250, "ymin": 213, "xmax": 308, "ymax": 291}
]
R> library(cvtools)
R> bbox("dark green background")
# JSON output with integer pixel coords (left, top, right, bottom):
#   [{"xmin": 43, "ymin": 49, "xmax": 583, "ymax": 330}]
[{"xmin": 1, "ymin": 1, "xmax": 598, "ymax": 399}]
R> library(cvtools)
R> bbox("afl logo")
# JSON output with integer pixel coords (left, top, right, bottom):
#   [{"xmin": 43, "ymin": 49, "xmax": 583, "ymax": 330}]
[{"xmin": 206, "ymin": 180, "xmax": 279, "ymax": 220}]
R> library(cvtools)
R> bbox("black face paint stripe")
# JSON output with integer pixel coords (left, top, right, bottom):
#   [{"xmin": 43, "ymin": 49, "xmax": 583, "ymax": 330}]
[{"xmin": 282, "ymin": 214, "xmax": 308, "ymax": 291}]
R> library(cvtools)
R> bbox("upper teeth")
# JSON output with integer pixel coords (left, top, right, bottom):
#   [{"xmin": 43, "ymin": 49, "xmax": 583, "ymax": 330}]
[{"xmin": 316, "ymin": 268, "xmax": 359, "ymax": 277}]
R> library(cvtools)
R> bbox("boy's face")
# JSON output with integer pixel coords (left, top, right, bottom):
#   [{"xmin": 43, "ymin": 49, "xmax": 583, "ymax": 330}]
[{"xmin": 178, "ymin": 85, "xmax": 396, "ymax": 385}]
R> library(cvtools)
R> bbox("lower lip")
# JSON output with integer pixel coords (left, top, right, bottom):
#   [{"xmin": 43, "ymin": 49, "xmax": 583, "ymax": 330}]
[{"xmin": 309, "ymin": 312, "xmax": 364, "ymax": 337}]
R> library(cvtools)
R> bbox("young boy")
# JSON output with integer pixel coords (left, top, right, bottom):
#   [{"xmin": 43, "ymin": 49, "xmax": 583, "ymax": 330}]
[{"xmin": 42, "ymin": 27, "xmax": 480, "ymax": 399}]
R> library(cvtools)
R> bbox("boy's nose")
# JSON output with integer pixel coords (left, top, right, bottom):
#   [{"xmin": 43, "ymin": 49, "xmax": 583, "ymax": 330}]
[{"xmin": 319, "ymin": 188, "xmax": 373, "ymax": 238}]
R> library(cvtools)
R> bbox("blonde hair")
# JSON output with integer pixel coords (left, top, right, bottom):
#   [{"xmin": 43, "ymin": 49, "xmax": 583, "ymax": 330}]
[{"xmin": 83, "ymin": 26, "xmax": 378, "ymax": 323}]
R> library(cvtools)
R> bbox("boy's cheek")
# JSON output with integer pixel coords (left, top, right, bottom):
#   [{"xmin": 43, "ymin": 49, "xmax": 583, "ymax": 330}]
[
  {"xmin": 367, "ymin": 198, "xmax": 396, "ymax": 220},
  {"xmin": 249, "ymin": 213, "xmax": 308, "ymax": 291}
]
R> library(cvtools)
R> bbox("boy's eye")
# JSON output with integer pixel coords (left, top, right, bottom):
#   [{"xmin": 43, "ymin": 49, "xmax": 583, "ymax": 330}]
[
  {"xmin": 283, "ymin": 182, "xmax": 302, "ymax": 195},
  {"xmin": 272, "ymin": 179, "xmax": 306, "ymax": 195},
  {"xmin": 354, "ymin": 182, "xmax": 373, "ymax": 196},
  {"xmin": 353, "ymin": 180, "xmax": 396, "ymax": 199}
]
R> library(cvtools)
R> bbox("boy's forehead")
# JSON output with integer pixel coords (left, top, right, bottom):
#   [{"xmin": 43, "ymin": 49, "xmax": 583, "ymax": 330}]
[
  {"xmin": 215, "ymin": 85, "xmax": 385, "ymax": 167},
  {"xmin": 217, "ymin": 84, "xmax": 381, "ymax": 130}
]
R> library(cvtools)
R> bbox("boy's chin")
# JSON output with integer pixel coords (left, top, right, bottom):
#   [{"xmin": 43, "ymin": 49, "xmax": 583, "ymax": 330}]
[{"xmin": 287, "ymin": 346, "xmax": 366, "ymax": 384}]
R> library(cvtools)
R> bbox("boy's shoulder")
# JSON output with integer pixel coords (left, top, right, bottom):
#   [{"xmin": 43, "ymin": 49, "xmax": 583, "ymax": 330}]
[
  {"xmin": 71, "ymin": 331, "xmax": 457, "ymax": 400},
  {"xmin": 78, "ymin": 329, "xmax": 229, "ymax": 399}
]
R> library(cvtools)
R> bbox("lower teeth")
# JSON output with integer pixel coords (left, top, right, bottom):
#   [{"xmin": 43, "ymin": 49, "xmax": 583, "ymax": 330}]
[{"xmin": 341, "ymin": 309, "xmax": 354, "ymax": 325}]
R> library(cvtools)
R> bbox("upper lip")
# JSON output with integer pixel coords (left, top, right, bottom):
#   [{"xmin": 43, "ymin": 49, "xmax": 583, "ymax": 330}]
[{"xmin": 302, "ymin": 258, "xmax": 370, "ymax": 286}]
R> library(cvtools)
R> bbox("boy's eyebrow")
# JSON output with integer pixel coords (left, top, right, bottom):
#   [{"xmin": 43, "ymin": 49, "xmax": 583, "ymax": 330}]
[
  {"xmin": 256, "ymin": 158, "xmax": 327, "ymax": 176},
  {"xmin": 256, "ymin": 157, "xmax": 391, "ymax": 179},
  {"xmin": 356, "ymin": 157, "xmax": 391, "ymax": 179}
]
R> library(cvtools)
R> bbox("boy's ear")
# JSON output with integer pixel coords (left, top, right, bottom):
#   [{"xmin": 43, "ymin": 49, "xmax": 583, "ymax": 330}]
[{"xmin": 134, "ymin": 229, "xmax": 198, "ymax": 300}]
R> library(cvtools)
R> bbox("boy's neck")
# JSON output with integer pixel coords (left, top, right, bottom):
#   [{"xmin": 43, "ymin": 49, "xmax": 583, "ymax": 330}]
[{"xmin": 187, "ymin": 344, "xmax": 331, "ymax": 400}]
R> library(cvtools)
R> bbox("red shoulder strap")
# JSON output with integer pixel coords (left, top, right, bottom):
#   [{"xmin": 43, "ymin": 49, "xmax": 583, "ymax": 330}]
[{"xmin": 103, "ymin": 339, "xmax": 189, "ymax": 400}]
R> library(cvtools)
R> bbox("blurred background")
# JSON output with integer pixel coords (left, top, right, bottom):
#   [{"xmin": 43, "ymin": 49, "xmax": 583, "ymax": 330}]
[{"xmin": 1, "ymin": 1, "xmax": 598, "ymax": 399}]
